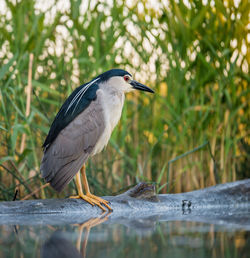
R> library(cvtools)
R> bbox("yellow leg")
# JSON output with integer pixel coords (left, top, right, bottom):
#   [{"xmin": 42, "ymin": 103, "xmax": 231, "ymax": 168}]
[
  {"xmin": 70, "ymin": 172, "xmax": 101, "ymax": 208},
  {"xmin": 81, "ymin": 165, "xmax": 113, "ymax": 211},
  {"xmin": 70, "ymin": 165, "xmax": 112, "ymax": 212}
]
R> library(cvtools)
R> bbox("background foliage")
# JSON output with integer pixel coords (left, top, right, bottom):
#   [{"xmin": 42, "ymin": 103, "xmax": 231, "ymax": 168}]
[{"xmin": 0, "ymin": 0, "xmax": 249, "ymax": 200}]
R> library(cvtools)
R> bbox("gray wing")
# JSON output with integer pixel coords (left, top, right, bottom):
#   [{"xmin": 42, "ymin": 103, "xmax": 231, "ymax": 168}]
[{"xmin": 40, "ymin": 96, "xmax": 105, "ymax": 192}]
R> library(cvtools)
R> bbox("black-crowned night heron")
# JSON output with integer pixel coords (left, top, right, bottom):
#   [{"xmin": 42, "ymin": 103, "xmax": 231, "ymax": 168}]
[{"xmin": 40, "ymin": 69, "xmax": 154, "ymax": 211}]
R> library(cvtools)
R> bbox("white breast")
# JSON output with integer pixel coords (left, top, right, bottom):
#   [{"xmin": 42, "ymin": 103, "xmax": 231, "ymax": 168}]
[{"xmin": 91, "ymin": 86, "xmax": 124, "ymax": 155}]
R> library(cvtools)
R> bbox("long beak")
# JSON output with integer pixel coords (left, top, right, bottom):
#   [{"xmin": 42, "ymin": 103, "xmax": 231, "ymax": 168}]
[{"xmin": 130, "ymin": 80, "xmax": 154, "ymax": 93}]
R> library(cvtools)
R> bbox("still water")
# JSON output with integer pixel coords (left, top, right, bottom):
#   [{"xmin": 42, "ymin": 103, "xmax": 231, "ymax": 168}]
[{"xmin": 0, "ymin": 210, "xmax": 249, "ymax": 258}]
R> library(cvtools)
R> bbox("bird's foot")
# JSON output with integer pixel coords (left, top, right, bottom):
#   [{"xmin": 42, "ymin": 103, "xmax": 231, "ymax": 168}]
[
  {"xmin": 86, "ymin": 193, "xmax": 112, "ymax": 212},
  {"xmin": 69, "ymin": 194, "xmax": 97, "ymax": 207},
  {"xmin": 70, "ymin": 193, "xmax": 112, "ymax": 212}
]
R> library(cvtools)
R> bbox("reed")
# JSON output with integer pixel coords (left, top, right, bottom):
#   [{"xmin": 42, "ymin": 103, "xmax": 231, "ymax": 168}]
[{"xmin": 0, "ymin": 0, "xmax": 249, "ymax": 200}]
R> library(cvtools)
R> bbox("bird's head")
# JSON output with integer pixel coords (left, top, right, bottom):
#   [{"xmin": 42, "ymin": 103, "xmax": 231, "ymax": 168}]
[{"xmin": 98, "ymin": 69, "xmax": 154, "ymax": 94}]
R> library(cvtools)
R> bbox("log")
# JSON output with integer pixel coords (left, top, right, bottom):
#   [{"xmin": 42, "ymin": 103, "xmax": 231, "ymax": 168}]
[{"xmin": 0, "ymin": 179, "xmax": 249, "ymax": 227}]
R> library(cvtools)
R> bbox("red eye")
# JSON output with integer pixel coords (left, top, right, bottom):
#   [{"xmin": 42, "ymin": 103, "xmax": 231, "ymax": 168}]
[{"xmin": 124, "ymin": 75, "xmax": 129, "ymax": 82}]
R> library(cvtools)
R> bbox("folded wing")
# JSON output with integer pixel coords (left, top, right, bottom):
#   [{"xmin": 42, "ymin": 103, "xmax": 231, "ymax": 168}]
[{"xmin": 40, "ymin": 96, "xmax": 105, "ymax": 192}]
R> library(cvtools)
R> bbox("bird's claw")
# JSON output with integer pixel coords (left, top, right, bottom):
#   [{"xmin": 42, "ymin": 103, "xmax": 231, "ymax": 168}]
[
  {"xmin": 86, "ymin": 193, "xmax": 113, "ymax": 212},
  {"xmin": 69, "ymin": 194, "xmax": 98, "ymax": 208},
  {"xmin": 69, "ymin": 193, "xmax": 112, "ymax": 212}
]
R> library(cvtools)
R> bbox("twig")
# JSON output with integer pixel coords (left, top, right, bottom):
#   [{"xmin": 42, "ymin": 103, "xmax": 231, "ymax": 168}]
[
  {"xmin": 21, "ymin": 183, "xmax": 49, "ymax": 200},
  {"xmin": 9, "ymin": 160, "xmax": 37, "ymax": 198},
  {"xmin": 13, "ymin": 188, "xmax": 18, "ymax": 201}
]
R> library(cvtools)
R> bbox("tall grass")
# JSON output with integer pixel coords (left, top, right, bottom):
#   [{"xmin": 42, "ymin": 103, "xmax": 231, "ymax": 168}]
[{"xmin": 0, "ymin": 0, "xmax": 249, "ymax": 200}]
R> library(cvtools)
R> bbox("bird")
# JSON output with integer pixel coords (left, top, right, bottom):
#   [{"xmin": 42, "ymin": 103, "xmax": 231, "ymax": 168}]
[{"xmin": 40, "ymin": 69, "xmax": 154, "ymax": 211}]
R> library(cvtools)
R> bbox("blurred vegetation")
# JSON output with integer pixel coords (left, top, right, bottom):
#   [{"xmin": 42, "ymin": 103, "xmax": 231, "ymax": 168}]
[{"xmin": 0, "ymin": 0, "xmax": 249, "ymax": 201}]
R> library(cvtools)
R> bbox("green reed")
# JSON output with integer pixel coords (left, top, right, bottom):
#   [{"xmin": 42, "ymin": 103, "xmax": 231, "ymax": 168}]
[{"xmin": 0, "ymin": 0, "xmax": 249, "ymax": 200}]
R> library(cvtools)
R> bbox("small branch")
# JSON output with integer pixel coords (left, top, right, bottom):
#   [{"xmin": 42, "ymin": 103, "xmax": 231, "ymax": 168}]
[
  {"xmin": 9, "ymin": 160, "xmax": 37, "ymax": 198},
  {"xmin": 13, "ymin": 188, "xmax": 18, "ymax": 201},
  {"xmin": 21, "ymin": 183, "xmax": 49, "ymax": 200}
]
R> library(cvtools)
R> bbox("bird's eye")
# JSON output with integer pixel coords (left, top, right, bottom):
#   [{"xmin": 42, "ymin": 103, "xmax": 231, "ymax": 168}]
[{"xmin": 124, "ymin": 75, "xmax": 130, "ymax": 82}]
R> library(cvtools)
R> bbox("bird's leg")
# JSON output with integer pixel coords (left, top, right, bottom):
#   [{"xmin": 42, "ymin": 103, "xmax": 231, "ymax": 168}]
[
  {"xmin": 70, "ymin": 169, "xmax": 106, "ymax": 211},
  {"xmin": 81, "ymin": 165, "xmax": 113, "ymax": 211}
]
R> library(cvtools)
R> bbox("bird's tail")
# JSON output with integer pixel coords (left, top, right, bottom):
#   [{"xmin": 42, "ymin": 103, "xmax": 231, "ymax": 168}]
[{"xmin": 40, "ymin": 151, "xmax": 88, "ymax": 192}]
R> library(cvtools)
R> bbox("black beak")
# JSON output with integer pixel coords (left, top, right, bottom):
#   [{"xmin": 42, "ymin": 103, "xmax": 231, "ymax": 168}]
[{"xmin": 130, "ymin": 80, "xmax": 154, "ymax": 93}]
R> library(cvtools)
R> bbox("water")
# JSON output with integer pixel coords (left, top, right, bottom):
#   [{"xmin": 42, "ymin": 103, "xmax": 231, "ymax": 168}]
[{"xmin": 1, "ymin": 211, "xmax": 249, "ymax": 258}]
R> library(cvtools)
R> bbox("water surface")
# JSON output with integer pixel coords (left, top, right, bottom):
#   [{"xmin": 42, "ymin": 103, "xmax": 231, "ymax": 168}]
[{"xmin": 1, "ymin": 208, "xmax": 249, "ymax": 258}]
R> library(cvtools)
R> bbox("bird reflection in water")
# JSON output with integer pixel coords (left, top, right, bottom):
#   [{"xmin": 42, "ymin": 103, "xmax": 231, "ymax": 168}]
[{"xmin": 41, "ymin": 213, "xmax": 110, "ymax": 258}]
